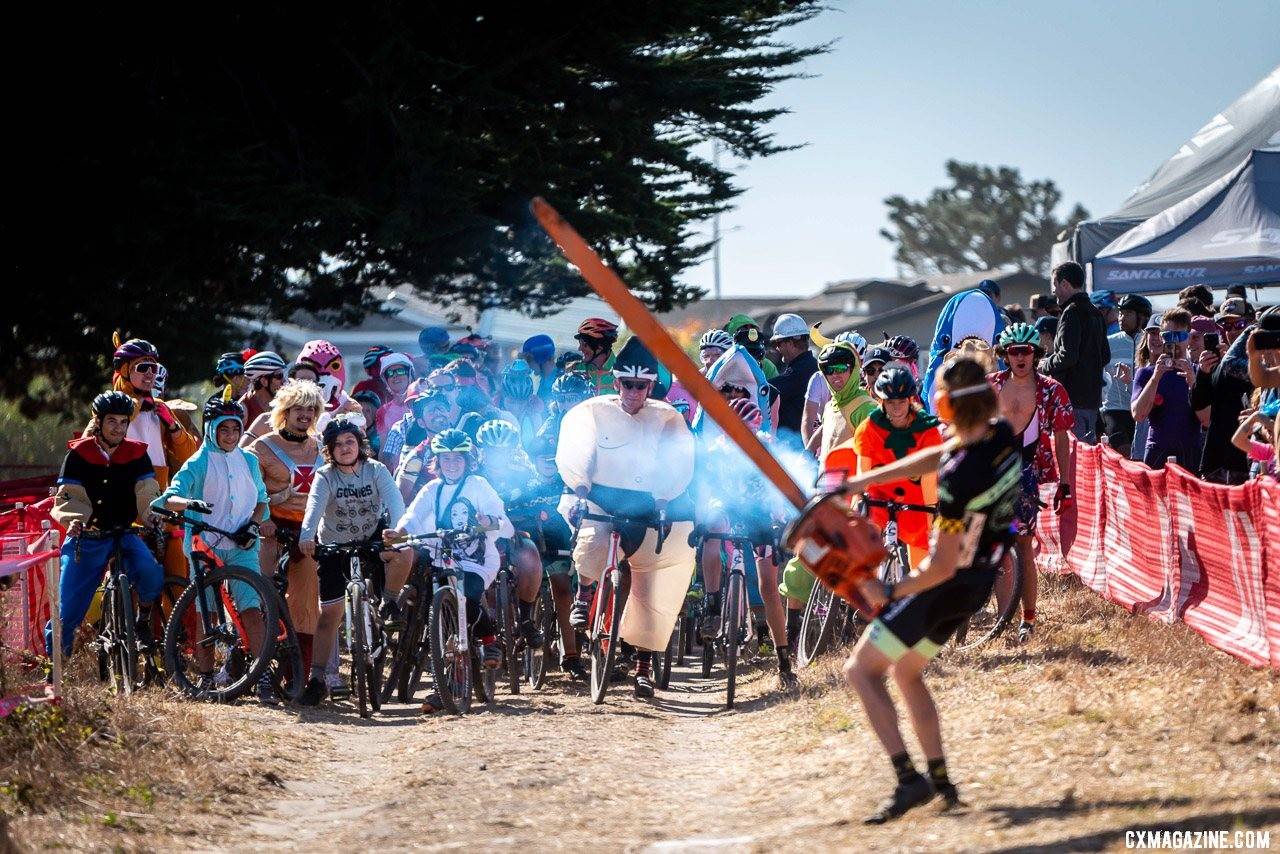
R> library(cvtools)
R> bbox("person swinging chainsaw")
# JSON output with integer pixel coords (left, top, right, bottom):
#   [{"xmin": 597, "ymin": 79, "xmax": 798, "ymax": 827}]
[{"xmin": 799, "ymin": 356, "xmax": 1019, "ymax": 823}]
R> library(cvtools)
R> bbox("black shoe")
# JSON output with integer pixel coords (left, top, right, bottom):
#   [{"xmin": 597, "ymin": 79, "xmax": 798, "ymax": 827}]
[
  {"xmin": 298, "ymin": 677, "xmax": 327, "ymax": 707},
  {"xmin": 569, "ymin": 599, "xmax": 591, "ymax": 629},
  {"xmin": 381, "ymin": 596, "xmax": 405, "ymax": 632},
  {"xmin": 778, "ymin": 669, "xmax": 799, "ymax": 691},
  {"xmin": 863, "ymin": 774, "xmax": 934, "ymax": 824},
  {"xmin": 634, "ymin": 673, "xmax": 655, "ymax": 699},
  {"xmin": 561, "ymin": 657, "xmax": 588, "ymax": 681},
  {"xmin": 135, "ymin": 619, "xmax": 156, "ymax": 652},
  {"xmin": 257, "ymin": 673, "xmax": 279, "ymax": 706},
  {"xmin": 935, "ymin": 782, "xmax": 963, "ymax": 811},
  {"xmin": 520, "ymin": 618, "xmax": 545, "ymax": 650}
]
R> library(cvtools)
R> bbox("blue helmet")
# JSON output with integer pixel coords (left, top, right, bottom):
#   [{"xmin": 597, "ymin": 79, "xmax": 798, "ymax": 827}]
[{"xmin": 522, "ymin": 334, "xmax": 556, "ymax": 363}]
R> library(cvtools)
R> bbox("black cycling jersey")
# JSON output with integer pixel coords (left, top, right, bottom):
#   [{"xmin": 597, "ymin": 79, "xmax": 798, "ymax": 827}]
[{"xmin": 934, "ymin": 418, "xmax": 1019, "ymax": 572}]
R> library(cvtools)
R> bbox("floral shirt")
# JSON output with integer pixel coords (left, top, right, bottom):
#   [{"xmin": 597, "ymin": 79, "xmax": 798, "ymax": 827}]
[{"xmin": 988, "ymin": 369, "xmax": 1074, "ymax": 483}]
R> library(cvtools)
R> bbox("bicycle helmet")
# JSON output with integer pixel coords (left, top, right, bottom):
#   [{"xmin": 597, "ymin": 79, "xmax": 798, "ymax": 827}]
[
  {"xmin": 409, "ymin": 387, "xmax": 448, "ymax": 419},
  {"xmin": 322, "ymin": 415, "xmax": 366, "ymax": 448},
  {"xmin": 728, "ymin": 397, "xmax": 763, "ymax": 431},
  {"xmin": 551, "ymin": 371, "xmax": 593, "ymax": 398},
  {"xmin": 817, "ymin": 344, "xmax": 858, "ymax": 369},
  {"xmin": 112, "ymin": 338, "xmax": 160, "ymax": 372},
  {"xmin": 502, "ymin": 361, "xmax": 535, "ymax": 401},
  {"xmin": 835, "ymin": 331, "xmax": 868, "ymax": 357},
  {"xmin": 215, "ymin": 352, "xmax": 246, "ymax": 377},
  {"xmin": 575, "ymin": 318, "xmax": 619, "ymax": 343},
  {"xmin": 380, "ymin": 352, "xmax": 415, "ymax": 377},
  {"xmin": 243, "ymin": 351, "xmax": 287, "ymax": 380},
  {"xmin": 418, "ymin": 327, "xmax": 450, "ymax": 353},
  {"xmin": 997, "ymin": 323, "xmax": 1041, "ymax": 351},
  {"xmin": 92, "ymin": 390, "xmax": 136, "ymax": 419},
  {"xmin": 203, "ymin": 395, "xmax": 247, "ymax": 428},
  {"xmin": 430, "ymin": 427, "xmax": 476, "ymax": 455},
  {"xmin": 882, "ymin": 334, "xmax": 919, "ymax": 362},
  {"xmin": 698, "ymin": 329, "xmax": 734, "ymax": 352},
  {"xmin": 873, "ymin": 366, "xmax": 918, "ymax": 401},
  {"xmin": 522, "ymin": 334, "xmax": 556, "ymax": 363},
  {"xmin": 476, "ymin": 419, "xmax": 521, "ymax": 449},
  {"xmin": 362, "ymin": 345, "xmax": 393, "ymax": 372},
  {"xmin": 352, "ymin": 388, "xmax": 382, "ymax": 409}
]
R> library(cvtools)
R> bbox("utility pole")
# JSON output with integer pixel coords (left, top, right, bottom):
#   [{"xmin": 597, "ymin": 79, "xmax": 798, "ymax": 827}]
[{"xmin": 713, "ymin": 141, "xmax": 722, "ymax": 314}]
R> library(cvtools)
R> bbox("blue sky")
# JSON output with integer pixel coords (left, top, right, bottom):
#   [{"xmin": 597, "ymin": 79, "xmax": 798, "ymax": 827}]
[{"xmin": 685, "ymin": 0, "xmax": 1280, "ymax": 298}]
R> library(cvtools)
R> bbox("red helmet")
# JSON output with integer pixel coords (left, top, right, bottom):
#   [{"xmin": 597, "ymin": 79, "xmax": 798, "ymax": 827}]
[{"xmin": 575, "ymin": 318, "xmax": 619, "ymax": 342}]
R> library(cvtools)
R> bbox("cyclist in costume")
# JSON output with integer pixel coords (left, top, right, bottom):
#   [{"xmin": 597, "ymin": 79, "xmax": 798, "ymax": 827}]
[
  {"xmin": 155, "ymin": 393, "xmax": 273, "ymax": 702},
  {"xmin": 475, "ymin": 419, "xmax": 549, "ymax": 649},
  {"xmin": 558, "ymin": 338, "xmax": 696, "ymax": 699},
  {"xmin": 802, "ymin": 329, "xmax": 865, "ymax": 453},
  {"xmin": 525, "ymin": 434, "xmax": 585, "ymax": 679},
  {"xmin": 849, "ymin": 367, "xmax": 943, "ymax": 568},
  {"xmin": 989, "ymin": 323, "xmax": 1075, "ymax": 643},
  {"xmin": 248, "ymin": 379, "xmax": 326, "ymax": 674},
  {"xmin": 695, "ymin": 396, "xmax": 795, "ymax": 687},
  {"xmin": 297, "ymin": 417, "xmax": 411, "ymax": 706},
  {"xmin": 498, "ymin": 360, "xmax": 546, "ymax": 446},
  {"xmin": 815, "ymin": 341, "xmax": 878, "ymax": 464},
  {"xmin": 379, "ymin": 378, "xmax": 434, "ymax": 470},
  {"xmin": 725, "ymin": 314, "xmax": 779, "ymax": 381},
  {"xmin": 922, "ymin": 280, "xmax": 1006, "ymax": 412},
  {"xmin": 375, "ymin": 352, "xmax": 416, "ymax": 439},
  {"xmin": 46, "ymin": 391, "xmax": 163, "ymax": 660},
  {"xmin": 297, "ymin": 339, "xmax": 363, "ymax": 432},
  {"xmin": 842, "ymin": 356, "xmax": 1020, "ymax": 823},
  {"xmin": 695, "ymin": 339, "xmax": 775, "ymax": 436},
  {"xmin": 574, "ymin": 317, "xmax": 621, "ymax": 395},
  {"xmin": 390, "ymin": 428, "xmax": 513, "ymax": 713}
]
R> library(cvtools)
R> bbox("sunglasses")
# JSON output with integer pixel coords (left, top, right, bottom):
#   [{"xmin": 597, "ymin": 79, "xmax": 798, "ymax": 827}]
[
  {"xmin": 432, "ymin": 382, "xmax": 458, "ymax": 391},
  {"xmin": 822, "ymin": 364, "xmax": 852, "ymax": 375},
  {"xmin": 1005, "ymin": 344, "xmax": 1037, "ymax": 357},
  {"xmin": 1220, "ymin": 318, "xmax": 1250, "ymax": 331},
  {"xmin": 862, "ymin": 364, "xmax": 884, "ymax": 375},
  {"xmin": 384, "ymin": 367, "xmax": 411, "ymax": 378},
  {"xmin": 133, "ymin": 363, "xmax": 160, "ymax": 374},
  {"xmin": 1161, "ymin": 330, "xmax": 1190, "ymax": 344},
  {"xmin": 619, "ymin": 379, "xmax": 651, "ymax": 391}
]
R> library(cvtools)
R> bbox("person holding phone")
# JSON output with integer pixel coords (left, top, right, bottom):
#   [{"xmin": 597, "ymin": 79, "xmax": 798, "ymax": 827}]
[
  {"xmin": 1192, "ymin": 302, "xmax": 1257, "ymax": 484},
  {"xmin": 1131, "ymin": 308, "xmax": 1200, "ymax": 470}
]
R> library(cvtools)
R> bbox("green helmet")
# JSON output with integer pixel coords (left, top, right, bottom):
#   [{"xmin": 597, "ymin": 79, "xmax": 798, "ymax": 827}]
[
  {"xmin": 430, "ymin": 428, "xmax": 475, "ymax": 455},
  {"xmin": 998, "ymin": 323, "xmax": 1040, "ymax": 351}
]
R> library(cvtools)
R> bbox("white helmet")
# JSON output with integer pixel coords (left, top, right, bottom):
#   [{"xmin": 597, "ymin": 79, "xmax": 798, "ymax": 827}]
[
  {"xmin": 770, "ymin": 313, "xmax": 809, "ymax": 342},
  {"xmin": 835, "ymin": 331, "xmax": 867, "ymax": 358},
  {"xmin": 698, "ymin": 329, "xmax": 734, "ymax": 352}
]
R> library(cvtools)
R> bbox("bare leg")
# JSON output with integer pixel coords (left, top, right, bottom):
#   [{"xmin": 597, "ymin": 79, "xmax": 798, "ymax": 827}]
[
  {"xmin": 891, "ymin": 651, "xmax": 943, "ymax": 760},
  {"xmin": 844, "ymin": 634, "xmax": 907, "ymax": 756},
  {"xmin": 310, "ymin": 600, "xmax": 345, "ymax": 677},
  {"xmin": 382, "ymin": 548, "xmax": 412, "ymax": 597}
]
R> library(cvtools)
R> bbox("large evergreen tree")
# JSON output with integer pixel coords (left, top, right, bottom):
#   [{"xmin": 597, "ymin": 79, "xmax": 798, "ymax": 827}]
[
  {"xmin": 8, "ymin": 2, "xmax": 823, "ymax": 410},
  {"xmin": 880, "ymin": 160, "xmax": 1089, "ymax": 279}
]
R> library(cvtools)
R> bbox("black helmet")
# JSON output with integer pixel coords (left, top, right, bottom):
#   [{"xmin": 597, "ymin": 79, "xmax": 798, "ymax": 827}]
[
  {"xmin": 817, "ymin": 344, "xmax": 857, "ymax": 369},
  {"xmin": 322, "ymin": 416, "xmax": 366, "ymax": 449},
  {"xmin": 202, "ymin": 395, "xmax": 246, "ymax": 429},
  {"xmin": 874, "ymin": 366, "xmax": 918, "ymax": 401},
  {"xmin": 92, "ymin": 390, "xmax": 135, "ymax": 419}
]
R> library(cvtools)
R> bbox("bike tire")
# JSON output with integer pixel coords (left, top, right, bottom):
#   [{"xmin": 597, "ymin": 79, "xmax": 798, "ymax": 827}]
[
  {"xmin": 349, "ymin": 586, "xmax": 372, "ymax": 718},
  {"xmin": 656, "ymin": 621, "xmax": 676, "ymax": 690},
  {"xmin": 473, "ymin": 643, "xmax": 496, "ymax": 705},
  {"xmin": 953, "ymin": 548, "xmax": 1025, "ymax": 651},
  {"xmin": 724, "ymin": 572, "xmax": 743, "ymax": 710},
  {"xmin": 265, "ymin": 600, "xmax": 305, "ymax": 704},
  {"xmin": 796, "ymin": 583, "xmax": 836, "ymax": 668},
  {"xmin": 496, "ymin": 575, "xmax": 520, "ymax": 695},
  {"xmin": 589, "ymin": 569, "xmax": 621, "ymax": 705},
  {"xmin": 430, "ymin": 586, "xmax": 471, "ymax": 715},
  {"xmin": 162, "ymin": 567, "xmax": 280, "ymax": 703},
  {"xmin": 144, "ymin": 575, "xmax": 188, "ymax": 686},
  {"xmin": 383, "ymin": 582, "xmax": 420, "ymax": 705},
  {"xmin": 524, "ymin": 585, "xmax": 551, "ymax": 690},
  {"xmin": 109, "ymin": 576, "xmax": 140, "ymax": 697}
]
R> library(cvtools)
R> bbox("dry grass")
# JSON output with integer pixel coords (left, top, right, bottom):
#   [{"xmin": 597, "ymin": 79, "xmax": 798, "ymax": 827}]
[{"xmin": 0, "ymin": 657, "xmax": 321, "ymax": 852}]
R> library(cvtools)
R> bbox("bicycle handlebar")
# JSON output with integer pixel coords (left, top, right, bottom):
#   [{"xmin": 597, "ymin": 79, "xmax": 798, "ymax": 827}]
[{"xmin": 860, "ymin": 496, "xmax": 936, "ymax": 515}]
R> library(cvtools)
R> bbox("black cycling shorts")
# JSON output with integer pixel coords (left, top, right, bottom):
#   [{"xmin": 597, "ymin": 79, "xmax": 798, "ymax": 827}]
[
  {"xmin": 317, "ymin": 550, "xmax": 386, "ymax": 604},
  {"xmin": 867, "ymin": 568, "xmax": 996, "ymax": 661}
]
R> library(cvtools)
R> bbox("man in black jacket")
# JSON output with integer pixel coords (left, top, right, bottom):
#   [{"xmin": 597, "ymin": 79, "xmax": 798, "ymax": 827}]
[{"xmin": 1040, "ymin": 262, "xmax": 1110, "ymax": 444}]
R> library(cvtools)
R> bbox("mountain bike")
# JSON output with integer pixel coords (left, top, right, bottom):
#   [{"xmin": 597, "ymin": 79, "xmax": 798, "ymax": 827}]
[
  {"xmin": 491, "ymin": 556, "xmax": 522, "ymax": 695},
  {"xmin": 80, "ymin": 526, "xmax": 148, "ymax": 696},
  {"xmin": 952, "ymin": 544, "xmax": 1024, "ymax": 650},
  {"xmin": 700, "ymin": 525, "xmax": 756, "ymax": 709},
  {"xmin": 155, "ymin": 505, "xmax": 302, "ymax": 704},
  {"xmin": 381, "ymin": 548, "xmax": 433, "ymax": 705},
  {"xmin": 569, "ymin": 501, "xmax": 667, "ymax": 705},
  {"xmin": 313, "ymin": 539, "xmax": 390, "ymax": 718}
]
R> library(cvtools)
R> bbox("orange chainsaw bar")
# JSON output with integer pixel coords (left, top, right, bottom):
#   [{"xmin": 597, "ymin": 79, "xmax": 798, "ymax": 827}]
[{"xmin": 531, "ymin": 197, "xmax": 808, "ymax": 511}]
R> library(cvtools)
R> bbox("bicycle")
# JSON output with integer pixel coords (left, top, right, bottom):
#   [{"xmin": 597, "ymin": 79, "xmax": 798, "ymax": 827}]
[
  {"xmin": 80, "ymin": 525, "xmax": 148, "ymax": 696},
  {"xmin": 568, "ymin": 500, "xmax": 667, "ymax": 705},
  {"xmin": 796, "ymin": 491, "xmax": 933, "ymax": 668},
  {"xmin": 699, "ymin": 524, "xmax": 757, "ymax": 709},
  {"xmin": 380, "ymin": 548, "xmax": 433, "ymax": 705},
  {"xmin": 491, "ymin": 555, "xmax": 522, "ymax": 695},
  {"xmin": 313, "ymin": 539, "xmax": 390, "ymax": 718},
  {"xmin": 952, "ymin": 543, "xmax": 1024, "ymax": 650},
  {"xmin": 155, "ymin": 505, "xmax": 303, "ymax": 704},
  {"xmin": 402, "ymin": 528, "xmax": 495, "ymax": 715}
]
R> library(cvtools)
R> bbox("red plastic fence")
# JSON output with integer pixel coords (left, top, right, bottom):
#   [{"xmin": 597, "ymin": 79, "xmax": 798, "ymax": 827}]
[{"xmin": 1035, "ymin": 441, "xmax": 1279, "ymax": 670}]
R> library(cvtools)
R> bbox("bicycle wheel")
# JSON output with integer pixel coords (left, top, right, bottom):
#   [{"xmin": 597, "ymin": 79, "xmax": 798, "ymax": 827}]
[
  {"xmin": 656, "ymin": 621, "xmax": 677, "ymax": 690},
  {"xmin": 589, "ymin": 568, "xmax": 621, "ymax": 705},
  {"xmin": 496, "ymin": 575, "xmax": 520, "ymax": 695},
  {"xmin": 107, "ymin": 576, "xmax": 140, "ymax": 697},
  {"xmin": 724, "ymin": 571, "xmax": 744, "ymax": 709},
  {"xmin": 163, "ymin": 567, "xmax": 280, "ymax": 703},
  {"xmin": 472, "ymin": 642, "xmax": 496, "ymax": 705},
  {"xmin": 953, "ymin": 548, "xmax": 1025, "ymax": 651},
  {"xmin": 524, "ymin": 586, "xmax": 551, "ymax": 690},
  {"xmin": 796, "ymin": 583, "xmax": 837, "ymax": 668},
  {"xmin": 383, "ymin": 581, "xmax": 422, "ymax": 704},
  {"xmin": 429, "ymin": 586, "xmax": 471, "ymax": 715},
  {"xmin": 144, "ymin": 575, "xmax": 187, "ymax": 686},
  {"xmin": 264, "ymin": 600, "xmax": 304, "ymax": 704},
  {"xmin": 349, "ymin": 587, "xmax": 373, "ymax": 718}
]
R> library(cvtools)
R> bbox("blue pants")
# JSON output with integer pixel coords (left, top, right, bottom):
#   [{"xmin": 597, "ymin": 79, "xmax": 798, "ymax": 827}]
[
  {"xmin": 45, "ymin": 535, "xmax": 163, "ymax": 658},
  {"xmin": 194, "ymin": 544, "xmax": 264, "ymax": 615}
]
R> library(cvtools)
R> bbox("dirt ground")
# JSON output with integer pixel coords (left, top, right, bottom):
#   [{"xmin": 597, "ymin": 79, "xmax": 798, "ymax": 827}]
[{"xmin": 6, "ymin": 575, "xmax": 1280, "ymax": 853}]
